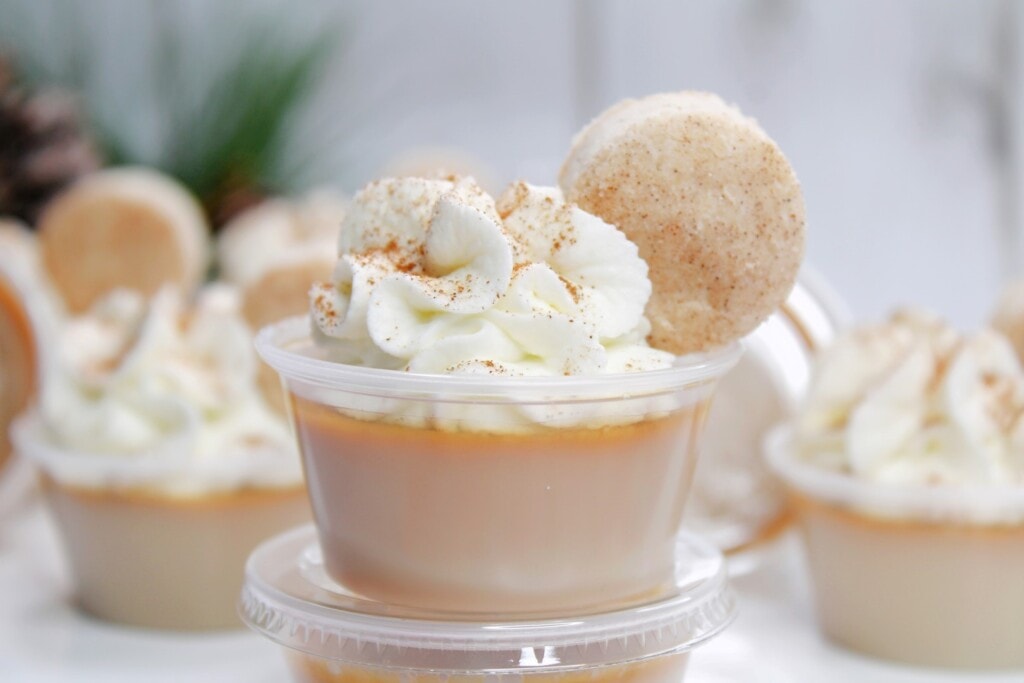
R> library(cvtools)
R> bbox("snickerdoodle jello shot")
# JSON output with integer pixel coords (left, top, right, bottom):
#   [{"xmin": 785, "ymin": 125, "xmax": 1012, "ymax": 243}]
[
  {"xmin": 13, "ymin": 284, "xmax": 308, "ymax": 630},
  {"xmin": 767, "ymin": 310, "xmax": 1024, "ymax": 669},
  {"xmin": 258, "ymin": 176, "xmax": 740, "ymax": 614},
  {"xmin": 258, "ymin": 91, "xmax": 806, "ymax": 614}
]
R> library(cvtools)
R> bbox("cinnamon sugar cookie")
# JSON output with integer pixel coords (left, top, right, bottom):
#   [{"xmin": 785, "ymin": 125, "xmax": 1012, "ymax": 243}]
[
  {"xmin": 220, "ymin": 194, "xmax": 343, "ymax": 413},
  {"xmin": 242, "ymin": 258, "xmax": 334, "ymax": 413},
  {"xmin": 38, "ymin": 168, "xmax": 209, "ymax": 313},
  {"xmin": 560, "ymin": 91, "xmax": 805, "ymax": 354}
]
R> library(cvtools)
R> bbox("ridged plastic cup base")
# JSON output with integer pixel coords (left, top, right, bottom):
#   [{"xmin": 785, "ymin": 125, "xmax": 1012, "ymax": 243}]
[{"xmin": 239, "ymin": 525, "xmax": 737, "ymax": 682}]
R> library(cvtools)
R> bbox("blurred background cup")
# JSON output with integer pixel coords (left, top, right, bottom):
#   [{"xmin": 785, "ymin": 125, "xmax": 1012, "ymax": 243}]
[
  {"xmin": 766, "ymin": 426, "xmax": 1024, "ymax": 670},
  {"xmin": 11, "ymin": 411, "xmax": 310, "ymax": 631},
  {"xmin": 36, "ymin": 473, "xmax": 309, "ymax": 631}
]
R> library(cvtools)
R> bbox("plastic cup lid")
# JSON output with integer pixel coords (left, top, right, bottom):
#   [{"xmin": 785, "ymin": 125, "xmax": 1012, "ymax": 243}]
[
  {"xmin": 239, "ymin": 525, "xmax": 736, "ymax": 674},
  {"xmin": 765, "ymin": 426, "xmax": 1024, "ymax": 525},
  {"xmin": 254, "ymin": 317, "xmax": 741, "ymax": 402}
]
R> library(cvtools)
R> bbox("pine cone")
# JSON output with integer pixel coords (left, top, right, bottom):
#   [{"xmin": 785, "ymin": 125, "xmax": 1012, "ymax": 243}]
[{"xmin": 0, "ymin": 59, "xmax": 101, "ymax": 225}]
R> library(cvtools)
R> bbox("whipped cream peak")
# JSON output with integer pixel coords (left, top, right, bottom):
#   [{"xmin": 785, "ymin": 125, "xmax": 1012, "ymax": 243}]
[
  {"xmin": 159, "ymin": 285, "xmax": 255, "ymax": 415},
  {"xmin": 58, "ymin": 288, "xmax": 150, "ymax": 392},
  {"xmin": 337, "ymin": 176, "xmax": 490, "ymax": 258},
  {"xmin": 797, "ymin": 310, "xmax": 1024, "ymax": 486},
  {"xmin": 497, "ymin": 181, "xmax": 651, "ymax": 340},
  {"xmin": 58, "ymin": 286, "xmax": 254, "ymax": 416},
  {"xmin": 40, "ymin": 284, "xmax": 300, "ymax": 493},
  {"xmin": 941, "ymin": 328, "xmax": 1024, "ymax": 478},
  {"xmin": 311, "ymin": 177, "xmax": 671, "ymax": 378}
]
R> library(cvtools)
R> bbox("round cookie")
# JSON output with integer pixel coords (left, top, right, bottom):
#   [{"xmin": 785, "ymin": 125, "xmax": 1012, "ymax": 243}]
[
  {"xmin": 222, "ymin": 194, "xmax": 343, "ymax": 414},
  {"xmin": 38, "ymin": 167, "xmax": 210, "ymax": 314},
  {"xmin": 241, "ymin": 259, "xmax": 334, "ymax": 333},
  {"xmin": 218, "ymin": 199, "xmax": 299, "ymax": 286},
  {"xmin": 0, "ymin": 271, "xmax": 36, "ymax": 472},
  {"xmin": 217, "ymin": 192, "xmax": 344, "ymax": 286},
  {"xmin": 559, "ymin": 91, "xmax": 805, "ymax": 355},
  {"xmin": 242, "ymin": 259, "xmax": 334, "ymax": 414}
]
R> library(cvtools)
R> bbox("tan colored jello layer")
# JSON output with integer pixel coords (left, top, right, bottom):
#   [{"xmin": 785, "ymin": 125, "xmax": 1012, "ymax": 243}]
[
  {"xmin": 791, "ymin": 492, "xmax": 1024, "ymax": 669},
  {"xmin": 290, "ymin": 394, "xmax": 709, "ymax": 613},
  {"xmin": 41, "ymin": 475, "xmax": 310, "ymax": 630},
  {"xmin": 286, "ymin": 652, "xmax": 689, "ymax": 683}
]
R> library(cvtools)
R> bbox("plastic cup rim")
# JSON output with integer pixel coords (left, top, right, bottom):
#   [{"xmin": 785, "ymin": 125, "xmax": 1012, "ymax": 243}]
[
  {"xmin": 764, "ymin": 425, "xmax": 1024, "ymax": 523},
  {"xmin": 10, "ymin": 409, "xmax": 298, "ymax": 493},
  {"xmin": 255, "ymin": 316, "xmax": 742, "ymax": 400}
]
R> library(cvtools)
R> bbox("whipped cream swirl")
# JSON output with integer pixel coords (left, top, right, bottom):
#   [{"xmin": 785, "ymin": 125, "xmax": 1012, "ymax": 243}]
[
  {"xmin": 310, "ymin": 177, "xmax": 672, "ymax": 376},
  {"xmin": 796, "ymin": 310, "xmax": 1024, "ymax": 486},
  {"xmin": 36, "ymin": 284, "xmax": 301, "ymax": 495}
]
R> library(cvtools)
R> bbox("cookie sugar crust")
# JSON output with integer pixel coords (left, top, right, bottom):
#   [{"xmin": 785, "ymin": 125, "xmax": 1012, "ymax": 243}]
[{"xmin": 560, "ymin": 91, "xmax": 805, "ymax": 354}]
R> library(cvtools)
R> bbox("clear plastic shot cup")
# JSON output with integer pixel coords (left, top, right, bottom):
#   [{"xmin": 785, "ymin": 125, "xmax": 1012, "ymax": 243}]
[
  {"xmin": 256, "ymin": 317, "xmax": 740, "ymax": 614},
  {"xmin": 239, "ymin": 525, "xmax": 736, "ymax": 683},
  {"xmin": 766, "ymin": 427, "xmax": 1024, "ymax": 669},
  {"xmin": 12, "ymin": 411, "xmax": 310, "ymax": 631}
]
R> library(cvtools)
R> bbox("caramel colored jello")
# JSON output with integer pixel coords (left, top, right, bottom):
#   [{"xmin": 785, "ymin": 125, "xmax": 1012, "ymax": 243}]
[
  {"xmin": 789, "ymin": 490, "xmax": 1024, "ymax": 669},
  {"xmin": 40, "ymin": 475, "xmax": 307, "ymax": 630},
  {"xmin": 290, "ymin": 394, "xmax": 709, "ymax": 613},
  {"xmin": 286, "ymin": 653, "xmax": 687, "ymax": 683},
  {"xmin": 260, "ymin": 317, "xmax": 736, "ymax": 613}
]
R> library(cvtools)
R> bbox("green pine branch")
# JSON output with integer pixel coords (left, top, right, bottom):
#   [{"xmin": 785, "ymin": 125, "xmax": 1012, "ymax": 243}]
[{"xmin": 0, "ymin": 0, "xmax": 343, "ymax": 223}]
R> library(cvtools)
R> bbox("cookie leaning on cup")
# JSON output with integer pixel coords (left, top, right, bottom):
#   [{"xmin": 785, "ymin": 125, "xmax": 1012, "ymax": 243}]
[
  {"xmin": 216, "ymin": 192, "xmax": 345, "ymax": 413},
  {"xmin": 560, "ymin": 91, "xmax": 805, "ymax": 354},
  {"xmin": 38, "ymin": 167, "xmax": 210, "ymax": 314}
]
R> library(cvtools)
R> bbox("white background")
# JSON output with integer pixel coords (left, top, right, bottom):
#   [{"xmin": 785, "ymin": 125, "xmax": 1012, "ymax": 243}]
[
  {"xmin": 2, "ymin": 2, "xmax": 1024, "ymax": 681},
  {"xmin": 4, "ymin": 0, "xmax": 1024, "ymax": 327},
  {"xmin": 307, "ymin": 0, "xmax": 1023, "ymax": 329}
]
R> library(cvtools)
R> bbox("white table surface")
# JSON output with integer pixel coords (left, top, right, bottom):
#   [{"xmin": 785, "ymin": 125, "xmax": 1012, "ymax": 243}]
[{"xmin": 0, "ymin": 466, "xmax": 1017, "ymax": 683}]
